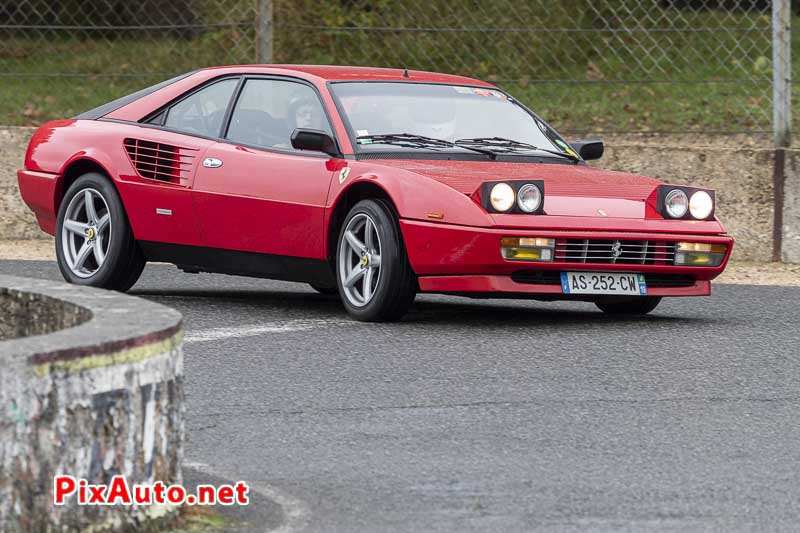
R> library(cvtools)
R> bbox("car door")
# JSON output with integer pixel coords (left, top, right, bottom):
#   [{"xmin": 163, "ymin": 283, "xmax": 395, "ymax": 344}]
[
  {"xmin": 120, "ymin": 77, "xmax": 240, "ymax": 247},
  {"xmin": 192, "ymin": 77, "xmax": 337, "ymax": 259}
]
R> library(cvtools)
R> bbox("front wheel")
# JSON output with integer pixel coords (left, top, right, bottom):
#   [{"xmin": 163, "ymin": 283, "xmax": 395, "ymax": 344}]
[
  {"xmin": 336, "ymin": 199, "xmax": 416, "ymax": 321},
  {"xmin": 56, "ymin": 173, "xmax": 145, "ymax": 291},
  {"xmin": 595, "ymin": 296, "xmax": 662, "ymax": 315}
]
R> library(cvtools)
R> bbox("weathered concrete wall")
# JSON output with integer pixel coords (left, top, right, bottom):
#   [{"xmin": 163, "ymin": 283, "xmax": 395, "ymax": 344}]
[
  {"xmin": 0, "ymin": 127, "xmax": 41, "ymax": 240},
  {"xmin": 2, "ymin": 127, "xmax": 799, "ymax": 261},
  {"xmin": 782, "ymin": 152, "xmax": 800, "ymax": 262},
  {"xmin": 0, "ymin": 288, "xmax": 90, "ymax": 340},
  {"xmin": 0, "ymin": 275, "xmax": 184, "ymax": 532},
  {"xmin": 594, "ymin": 134, "xmax": 781, "ymax": 262}
]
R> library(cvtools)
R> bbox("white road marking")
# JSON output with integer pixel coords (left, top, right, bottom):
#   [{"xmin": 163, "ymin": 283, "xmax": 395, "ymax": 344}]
[
  {"xmin": 184, "ymin": 461, "xmax": 310, "ymax": 533},
  {"xmin": 184, "ymin": 319, "xmax": 349, "ymax": 344}
]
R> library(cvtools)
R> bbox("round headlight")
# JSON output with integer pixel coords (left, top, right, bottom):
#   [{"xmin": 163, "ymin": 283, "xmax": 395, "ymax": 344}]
[
  {"xmin": 689, "ymin": 190, "xmax": 713, "ymax": 220},
  {"xmin": 664, "ymin": 189, "xmax": 689, "ymax": 218},
  {"xmin": 517, "ymin": 184, "xmax": 542, "ymax": 213},
  {"xmin": 489, "ymin": 183, "xmax": 515, "ymax": 212}
]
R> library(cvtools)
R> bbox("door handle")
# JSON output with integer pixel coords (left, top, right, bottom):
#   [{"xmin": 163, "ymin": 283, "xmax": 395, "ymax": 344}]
[{"xmin": 203, "ymin": 158, "xmax": 223, "ymax": 168}]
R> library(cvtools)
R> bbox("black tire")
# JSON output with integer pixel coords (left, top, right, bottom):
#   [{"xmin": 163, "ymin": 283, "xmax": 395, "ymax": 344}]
[
  {"xmin": 336, "ymin": 199, "xmax": 416, "ymax": 321},
  {"xmin": 595, "ymin": 296, "xmax": 662, "ymax": 315},
  {"xmin": 309, "ymin": 284, "xmax": 338, "ymax": 295},
  {"xmin": 55, "ymin": 172, "xmax": 146, "ymax": 292}
]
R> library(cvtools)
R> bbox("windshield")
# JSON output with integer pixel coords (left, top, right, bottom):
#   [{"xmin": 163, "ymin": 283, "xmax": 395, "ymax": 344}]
[{"xmin": 330, "ymin": 82, "xmax": 575, "ymax": 159}]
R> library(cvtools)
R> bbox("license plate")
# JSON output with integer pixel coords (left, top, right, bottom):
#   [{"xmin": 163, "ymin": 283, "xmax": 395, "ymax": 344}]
[{"xmin": 560, "ymin": 272, "xmax": 647, "ymax": 296}]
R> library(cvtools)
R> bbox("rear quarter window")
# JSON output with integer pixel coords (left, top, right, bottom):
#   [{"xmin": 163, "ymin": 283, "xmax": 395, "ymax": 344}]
[{"xmin": 162, "ymin": 78, "xmax": 239, "ymax": 137}]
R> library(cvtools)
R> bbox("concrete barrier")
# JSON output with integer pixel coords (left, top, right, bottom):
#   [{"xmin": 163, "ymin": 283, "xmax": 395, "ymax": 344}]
[
  {"xmin": 592, "ymin": 134, "xmax": 782, "ymax": 262},
  {"xmin": 0, "ymin": 274, "xmax": 184, "ymax": 532},
  {"xmin": 0, "ymin": 127, "xmax": 42, "ymax": 240},
  {"xmin": 783, "ymin": 153, "xmax": 800, "ymax": 262},
  {"xmin": 2, "ymin": 126, "xmax": 798, "ymax": 261}
]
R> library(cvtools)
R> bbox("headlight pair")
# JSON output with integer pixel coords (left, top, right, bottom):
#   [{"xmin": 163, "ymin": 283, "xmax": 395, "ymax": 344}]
[
  {"xmin": 482, "ymin": 181, "xmax": 545, "ymax": 214},
  {"xmin": 658, "ymin": 186, "xmax": 715, "ymax": 221}
]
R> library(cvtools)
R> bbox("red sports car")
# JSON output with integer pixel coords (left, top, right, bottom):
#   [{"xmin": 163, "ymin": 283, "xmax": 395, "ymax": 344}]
[{"xmin": 18, "ymin": 65, "xmax": 732, "ymax": 321}]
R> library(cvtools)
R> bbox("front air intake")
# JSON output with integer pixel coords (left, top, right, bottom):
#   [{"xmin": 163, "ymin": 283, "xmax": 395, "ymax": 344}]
[
  {"xmin": 554, "ymin": 239, "xmax": 675, "ymax": 265},
  {"xmin": 123, "ymin": 138, "xmax": 197, "ymax": 183}
]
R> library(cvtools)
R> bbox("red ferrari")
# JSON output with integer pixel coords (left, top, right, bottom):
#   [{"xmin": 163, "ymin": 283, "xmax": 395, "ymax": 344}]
[{"xmin": 18, "ymin": 65, "xmax": 733, "ymax": 321}]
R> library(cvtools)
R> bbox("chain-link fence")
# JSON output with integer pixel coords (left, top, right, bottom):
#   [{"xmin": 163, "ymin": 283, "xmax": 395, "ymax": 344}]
[{"xmin": 1, "ymin": 1, "xmax": 793, "ymax": 136}]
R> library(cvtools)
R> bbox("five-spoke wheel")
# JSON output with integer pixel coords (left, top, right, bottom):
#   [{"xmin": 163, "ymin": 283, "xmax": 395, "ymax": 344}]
[
  {"xmin": 336, "ymin": 199, "xmax": 416, "ymax": 321},
  {"xmin": 61, "ymin": 188, "xmax": 111, "ymax": 278},
  {"xmin": 338, "ymin": 213, "xmax": 382, "ymax": 307},
  {"xmin": 56, "ymin": 172, "xmax": 146, "ymax": 291}
]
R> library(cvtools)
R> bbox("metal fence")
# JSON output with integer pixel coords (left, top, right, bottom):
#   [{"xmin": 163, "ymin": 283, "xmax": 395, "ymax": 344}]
[{"xmin": 0, "ymin": 0, "xmax": 792, "ymax": 138}]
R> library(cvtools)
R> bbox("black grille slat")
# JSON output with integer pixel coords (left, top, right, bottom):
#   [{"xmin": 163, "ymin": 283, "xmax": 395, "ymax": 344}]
[
  {"xmin": 511, "ymin": 271, "xmax": 695, "ymax": 288},
  {"xmin": 555, "ymin": 239, "xmax": 676, "ymax": 265},
  {"xmin": 123, "ymin": 138, "xmax": 197, "ymax": 182},
  {"xmin": 510, "ymin": 271, "xmax": 562, "ymax": 284},
  {"xmin": 553, "ymin": 256, "xmax": 674, "ymax": 260},
  {"xmin": 558, "ymin": 244, "xmax": 675, "ymax": 248},
  {"xmin": 644, "ymin": 275, "xmax": 696, "ymax": 287}
]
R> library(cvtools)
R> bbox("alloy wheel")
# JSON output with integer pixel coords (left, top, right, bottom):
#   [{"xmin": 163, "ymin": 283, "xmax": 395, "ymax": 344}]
[
  {"xmin": 60, "ymin": 188, "xmax": 112, "ymax": 278},
  {"xmin": 338, "ymin": 213, "xmax": 382, "ymax": 307}
]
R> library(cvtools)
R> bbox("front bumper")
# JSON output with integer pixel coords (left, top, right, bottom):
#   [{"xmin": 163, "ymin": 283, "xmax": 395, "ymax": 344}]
[{"xmin": 400, "ymin": 218, "xmax": 733, "ymax": 298}]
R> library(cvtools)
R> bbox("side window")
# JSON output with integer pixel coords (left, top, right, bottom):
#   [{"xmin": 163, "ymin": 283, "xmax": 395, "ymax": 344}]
[
  {"xmin": 162, "ymin": 78, "xmax": 238, "ymax": 137},
  {"xmin": 225, "ymin": 79, "xmax": 331, "ymax": 150}
]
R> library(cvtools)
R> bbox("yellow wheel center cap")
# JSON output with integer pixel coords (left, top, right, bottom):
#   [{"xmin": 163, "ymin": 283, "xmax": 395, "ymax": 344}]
[
  {"xmin": 85, "ymin": 227, "xmax": 95, "ymax": 240},
  {"xmin": 360, "ymin": 255, "xmax": 369, "ymax": 267}
]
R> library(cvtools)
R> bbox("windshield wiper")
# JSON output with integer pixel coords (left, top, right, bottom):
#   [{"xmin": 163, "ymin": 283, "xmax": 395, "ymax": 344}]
[
  {"xmin": 356, "ymin": 133, "xmax": 497, "ymax": 159},
  {"xmin": 455, "ymin": 136, "xmax": 580, "ymax": 162}
]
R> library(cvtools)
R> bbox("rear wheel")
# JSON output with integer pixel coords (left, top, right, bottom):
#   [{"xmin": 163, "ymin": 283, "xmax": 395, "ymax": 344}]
[
  {"xmin": 595, "ymin": 296, "xmax": 662, "ymax": 315},
  {"xmin": 336, "ymin": 199, "xmax": 416, "ymax": 321},
  {"xmin": 56, "ymin": 173, "xmax": 145, "ymax": 291}
]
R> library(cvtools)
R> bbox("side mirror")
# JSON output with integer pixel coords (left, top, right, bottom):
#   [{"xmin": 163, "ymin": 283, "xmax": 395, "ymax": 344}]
[
  {"xmin": 291, "ymin": 128, "xmax": 339, "ymax": 157},
  {"xmin": 569, "ymin": 140, "xmax": 604, "ymax": 161}
]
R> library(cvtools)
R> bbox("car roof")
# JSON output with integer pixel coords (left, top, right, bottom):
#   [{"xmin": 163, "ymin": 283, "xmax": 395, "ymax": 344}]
[
  {"xmin": 101, "ymin": 65, "xmax": 496, "ymax": 123},
  {"xmin": 200, "ymin": 64, "xmax": 496, "ymax": 86}
]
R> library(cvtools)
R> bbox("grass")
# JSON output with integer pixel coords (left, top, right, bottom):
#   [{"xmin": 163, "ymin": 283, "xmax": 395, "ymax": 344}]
[
  {"xmin": 167, "ymin": 505, "xmax": 232, "ymax": 533},
  {"xmin": 1, "ymin": 8, "xmax": 798, "ymax": 134},
  {"xmin": 508, "ymin": 80, "xmax": 773, "ymax": 134},
  {"xmin": 0, "ymin": 62, "xmax": 778, "ymax": 134}
]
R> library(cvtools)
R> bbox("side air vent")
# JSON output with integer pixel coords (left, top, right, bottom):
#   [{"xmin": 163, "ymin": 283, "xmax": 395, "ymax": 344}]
[{"xmin": 123, "ymin": 138, "xmax": 197, "ymax": 183}]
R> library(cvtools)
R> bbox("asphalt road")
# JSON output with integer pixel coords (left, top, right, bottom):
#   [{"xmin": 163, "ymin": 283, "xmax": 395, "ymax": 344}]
[{"xmin": 4, "ymin": 259, "xmax": 800, "ymax": 532}]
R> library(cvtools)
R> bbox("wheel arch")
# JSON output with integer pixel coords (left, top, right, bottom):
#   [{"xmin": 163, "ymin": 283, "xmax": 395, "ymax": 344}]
[
  {"xmin": 325, "ymin": 180, "xmax": 400, "ymax": 263},
  {"xmin": 57, "ymin": 157, "xmax": 117, "ymax": 211}
]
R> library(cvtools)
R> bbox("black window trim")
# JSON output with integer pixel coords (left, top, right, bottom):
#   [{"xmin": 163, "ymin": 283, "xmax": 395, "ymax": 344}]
[
  {"xmin": 129, "ymin": 73, "xmax": 343, "ymax": 160},
  {"xmin": 141, "ymin": 75, "xmax": 241, "ymax": 128},
  {"xmin": 75, "ymin": 70, "xmax": 197, "ymax": 121},
  {"xmin": 220, "ymin": 74, "xmax": 341, "ymax": 157},
  {"xmin": 219, "ymin": 76, "xmax": 246, "ymax": 138}
]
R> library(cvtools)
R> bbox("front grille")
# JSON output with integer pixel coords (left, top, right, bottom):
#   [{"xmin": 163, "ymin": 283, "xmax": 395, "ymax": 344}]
[
  {"xmin": 555, "ymin": 239, "xmax": 675, "ymax": 265},
  {"xmin": 511, "ymin": 271, "xmax": 695, "ymax": 288},
  {"xmin": 123, "ymin": 138, "xmax": 197, "ymax": 182}
]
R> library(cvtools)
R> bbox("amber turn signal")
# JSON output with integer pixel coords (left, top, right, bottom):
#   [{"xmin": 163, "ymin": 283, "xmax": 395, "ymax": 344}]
[
  {"xmin": 674, "ymin": 242, "xmax": 727, "ymax": 266},
  {"xmin": 500, "ymin": 237, "xmax": 555, "ymax": 262}
]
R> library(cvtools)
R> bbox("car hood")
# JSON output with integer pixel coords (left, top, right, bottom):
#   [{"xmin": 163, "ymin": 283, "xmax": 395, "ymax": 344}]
[{"xmin": 371, "ymin": 159, "xmax": 663, "ymax": 218}]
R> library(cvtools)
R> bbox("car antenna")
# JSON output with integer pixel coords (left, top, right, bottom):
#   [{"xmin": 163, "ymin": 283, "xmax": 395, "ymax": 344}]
[{"xmin": 402, "ymin": 67, "xmax": 410, "ymax": 78}]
